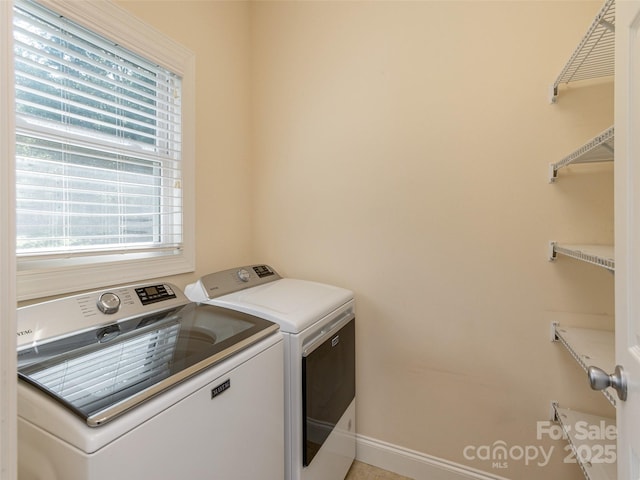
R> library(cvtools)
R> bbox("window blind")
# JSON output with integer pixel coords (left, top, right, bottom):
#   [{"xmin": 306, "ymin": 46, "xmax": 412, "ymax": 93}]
[{"xmin": 13, "ymin": 0, "xmax": 183, "ymax": 258}]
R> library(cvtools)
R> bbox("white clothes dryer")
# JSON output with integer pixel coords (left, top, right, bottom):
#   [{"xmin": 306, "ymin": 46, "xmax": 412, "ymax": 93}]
[{"xmin": 185, "ymin": 265, "xmax": 356, "ymax": 480}]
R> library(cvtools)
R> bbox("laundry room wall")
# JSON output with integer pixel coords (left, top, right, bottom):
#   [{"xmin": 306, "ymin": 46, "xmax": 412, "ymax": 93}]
[
  {"xmin": 115, "ymin": 0, "xmax": 255, "ymax": 282},
  {"xmin": 53, "ymin": 1, "xmax": 614, "ymax": 479},
  {"xmin": 249, "ymin": 2, "xmax": 614, "ymax": 479}
]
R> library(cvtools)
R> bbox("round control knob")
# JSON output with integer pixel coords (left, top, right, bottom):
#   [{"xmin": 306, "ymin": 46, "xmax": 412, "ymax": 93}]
[
  {"xmin": 97, "ymin": 292, "xmax": 121, "ymax": 314},
  {"xmin": 237, "ymin": 269, "xmax": 251, "ymax": 282}
]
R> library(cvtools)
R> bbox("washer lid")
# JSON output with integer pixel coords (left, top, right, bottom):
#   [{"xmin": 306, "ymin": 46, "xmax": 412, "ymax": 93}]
[
  {"xmin": 18, "ymin": 301, "xmax": 278, "ymax": 426},
  {"xmin": 210, "ymin": 278, "xmax": 353, "ymax": 333}
]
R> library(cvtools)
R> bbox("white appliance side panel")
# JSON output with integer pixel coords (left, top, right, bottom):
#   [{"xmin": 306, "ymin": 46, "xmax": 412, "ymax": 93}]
[
  {"xmin": 18, "ymin": 420, "xmax": 78, "ymax": 480},
  {"xmin": 18, "ymin": 339, "xmax": 284, "ymax": 480},
  {"xmin": 282, "ymin": 333, "xmax": 296, "ymax": 480},
  {"xmin": 210, "ymin": 279, "xmax": 353, "ymax": 333}
]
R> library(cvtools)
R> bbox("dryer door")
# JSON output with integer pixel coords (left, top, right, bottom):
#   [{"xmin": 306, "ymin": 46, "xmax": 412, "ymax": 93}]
[{"xmin": 302, "ymin": 314, "xmax": 355, "ymax": 466}]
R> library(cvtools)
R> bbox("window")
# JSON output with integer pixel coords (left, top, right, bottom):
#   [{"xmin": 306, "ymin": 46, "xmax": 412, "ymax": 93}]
[{"xmin": 13, "ymin": 0, "xmax": 194, "ymax": 300}]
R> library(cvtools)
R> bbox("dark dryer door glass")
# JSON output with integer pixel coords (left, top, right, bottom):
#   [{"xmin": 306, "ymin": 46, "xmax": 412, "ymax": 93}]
[{"xmin": 302, "ymin": 316, "xmax": 355, "ymax": 466}]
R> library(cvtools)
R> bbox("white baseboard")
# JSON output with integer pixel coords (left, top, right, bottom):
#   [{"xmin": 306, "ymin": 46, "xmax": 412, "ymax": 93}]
[{"xmin": 355, "ymin": 435, "xmax": 511, "ymax": 480}]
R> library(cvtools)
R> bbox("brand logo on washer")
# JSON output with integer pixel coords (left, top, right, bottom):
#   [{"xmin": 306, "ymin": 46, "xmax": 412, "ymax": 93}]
[
  {"xmin": 332, "ymin": 335, "xmax": 340, "ymax": 347},
  {"xmin": 17, "ymin": 329, "xmax": 33, "ymax": 337},
  {"xmin": 211, "ymin": 379, "xmax": 231, "ymax": 399}
]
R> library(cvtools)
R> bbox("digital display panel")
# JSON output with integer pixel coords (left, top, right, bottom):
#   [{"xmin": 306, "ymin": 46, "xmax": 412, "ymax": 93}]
[
  {"xmin": 253, "ymin": 265, "xmax": 274, "ymax": 278},
  {"xmin": 135, "ymin": 285, "xmax": 176, "ymax": 305}
]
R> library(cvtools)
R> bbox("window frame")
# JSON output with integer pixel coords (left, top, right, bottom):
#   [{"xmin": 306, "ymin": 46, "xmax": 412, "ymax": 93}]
[
  {"xmin": 1, "ymin": 1, "xmax": 17, "ymax": 477},
  {"xmin": 14, "ymin": 0, "xmax": 195, "ymax": 301}
]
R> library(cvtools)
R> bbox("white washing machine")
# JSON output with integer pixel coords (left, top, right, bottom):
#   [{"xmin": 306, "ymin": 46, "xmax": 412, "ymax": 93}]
[
  {"xmin": 17, "ymin": 282, "xmax": 284, "ymax": 480},
  {"xmin": 185, "ymin": 265, "xmax": 356, "ymax": 480}
]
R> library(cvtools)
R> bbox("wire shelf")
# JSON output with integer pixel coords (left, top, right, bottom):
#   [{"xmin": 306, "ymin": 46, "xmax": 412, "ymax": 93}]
[
  {"xmin": 552, "ymin": 404, "xmax": 617, "ymax": 480},
  {"xmin": 549, "ymin": 126, "xmax": 614, "ymax": 182},
  {"xmin": 551, "ymin": 0, "xmax": 615, "ymax": 103},
  {"xmin": 553, "ymin": 324, "xmax": 616, "ymax": 407},
  {"xmin": 549, "ymin": 242, "xmax": 614, "ymax": 272}
]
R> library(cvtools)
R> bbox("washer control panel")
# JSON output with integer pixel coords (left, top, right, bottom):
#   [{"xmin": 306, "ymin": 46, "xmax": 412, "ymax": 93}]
[{"xmin": 17, "ymin": 282, "xmax": 188, "ymax": 349}]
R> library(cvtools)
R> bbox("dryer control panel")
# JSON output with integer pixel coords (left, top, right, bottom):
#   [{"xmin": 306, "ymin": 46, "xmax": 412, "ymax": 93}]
[{"xmin": 194, "ymin": 265, "xmax": 281, "ymax": 300}]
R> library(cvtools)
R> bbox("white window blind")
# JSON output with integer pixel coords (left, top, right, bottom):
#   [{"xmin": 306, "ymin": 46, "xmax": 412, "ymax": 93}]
[{"xmin": 13, "ymin": 0, "xmax": 183, "ymax": 259}]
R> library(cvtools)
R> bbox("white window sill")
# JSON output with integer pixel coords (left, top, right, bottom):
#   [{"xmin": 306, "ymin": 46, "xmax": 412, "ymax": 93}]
[{"xmin": 17, "ymin": 250, "xmax": 194, "ymax": 301}]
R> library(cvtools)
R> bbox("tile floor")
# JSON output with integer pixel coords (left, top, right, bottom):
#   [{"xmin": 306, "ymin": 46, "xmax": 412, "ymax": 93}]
[{"xmin": 345, "ymin": 461, "xmax": 414, "ymax": 480}]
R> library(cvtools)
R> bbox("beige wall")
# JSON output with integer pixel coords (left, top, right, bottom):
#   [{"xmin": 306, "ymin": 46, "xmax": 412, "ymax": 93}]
[
  {"xmin": 116, "ymin": 0, "xmax": 255, "ymax": 286},
  {"xmin": 77, "ymin": 1, "xmax": 613, "ymax": 479},
  {"xmin": 249, "ymin": 1, "xmax": 613, "ymax": 479}
]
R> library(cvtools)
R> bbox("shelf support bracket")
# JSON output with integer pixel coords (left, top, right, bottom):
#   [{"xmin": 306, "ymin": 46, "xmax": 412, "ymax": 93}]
[
  {"xmin": 550, "ymin": 401, "xmax": 560, "ymax": 422},
  {"xmin": 550, "ymin": 322, "xmax": 560, "ymax": 342},
  {"xmin": 549, "ymin": 84, "xmax": 559, "ymax": 104},
  {"xmin": 548, "ymin": 241, "xmax": 557, "ymax": 262},
  {"xmin": 549, "ymin": 163, "xmax": 558, "ymax": 183}
]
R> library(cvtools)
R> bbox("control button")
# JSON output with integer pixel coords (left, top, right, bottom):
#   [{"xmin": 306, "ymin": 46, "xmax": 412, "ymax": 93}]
[
  {"xmin": 97, "ymin": 292, "xmax": 121, "ymax": 314},
  {"xmin": 237, "ymin": 269, "xmax": 251, "ymax": 282}
]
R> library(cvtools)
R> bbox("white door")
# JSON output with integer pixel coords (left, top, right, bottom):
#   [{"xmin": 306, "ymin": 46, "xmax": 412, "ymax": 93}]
[{"xmin": 616, "ymin": 2, "xmax": 640, "ymax": 479}]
